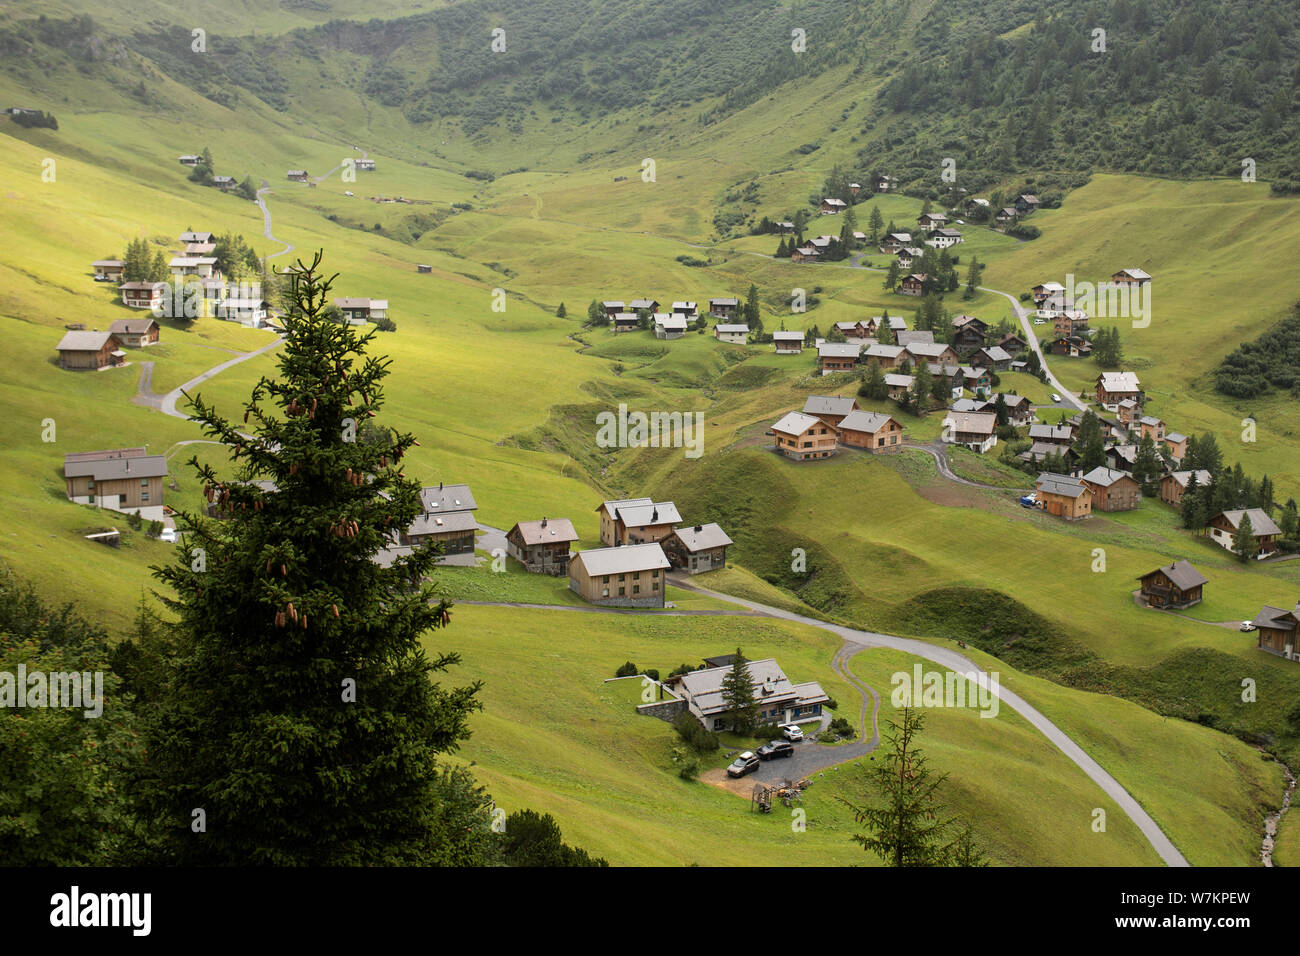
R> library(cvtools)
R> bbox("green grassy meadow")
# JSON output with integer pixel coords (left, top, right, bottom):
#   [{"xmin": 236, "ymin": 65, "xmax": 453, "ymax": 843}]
[{"xmin": 3, "ymin": 23, "xmax": 1299, "ymax": 866}]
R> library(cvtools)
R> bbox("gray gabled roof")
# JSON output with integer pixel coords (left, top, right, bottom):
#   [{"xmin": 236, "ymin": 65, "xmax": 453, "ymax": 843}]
[
  {"xmin": 615, "ymin": 501, "xmax": 681, "ymax": 527},
  {"xmin": 944, "ymin": 411, "xmax": 996, "ymax": 435},
  {"xmin": 1252, "ymin": 606, "xmax": 1299, "ymax": 630},
  {"xmin": 772, "ymin": 330, "xmax": 804, "ymax": 341},
  {"xmin": 1165, "ymin": 469, "xmax": 1212, "ymax": 489},
  {"xmin": 674, "ymin": 658, "xmax": 815, "ymax": 716},
  {"xmin": 64, "ymin": 451, "xmax": 168, "ymax": 481},
  {"xmin": 715, "ymin": 324, "xmax": 750, "ymax": 334},
  {"xmin": 671, "ymin": 522, "xmax": 733, "ymax": 552},
  {"xmin": 1036, "ymin": 472, "xmax": 1089, "ymax": 498},
  {"xmin": 818, "ymin": 342, "xmax": 861, "ymax": 358},
  {"xmin": 510, "ymin": 518, "xmax": 579, "ymax": 546},
  {"xmin": 896, "ymin": 331, "xmax": 934, "ymax": 347},
  {"xmin": 109, "ymin": 319, "xmax": 158, "ymax": 334},
  {"xmin": 56, "ymin": 330, "xmax": 117, "ymax": 351},
  {"xmin": 407, "ymin": 510, "xmax": 478, "ymax": 537},
  {"xmin": 1080, "ymin": 466, "xmax": 1136, "ymax": 488},
  {"xmin": 771, "ymin": 411, "xmax": 823, "ymax": 436},
  {"xmin": 597, "ymin": 497, "xmax": 653, "ymax": 519},
  {"xmin": 419, "ymin": 483, "xmax": 477, "ymax": 513},
  {"xmin": 802, "ymin": 395, "xmax": 856, "ymax": 417},
  {"xmin": 1139, "ymin": 559, "xmax": 1207, "ymax": 591},
  {"xmin": 980, "ymin": 346, "xmax": 1012, "ymax": 362},
  {"xmin": 838, "ymin": 410, "xmax": 896, "ymax": 434},
  {"xmin": 1215, "ymin": 508, "xmax": 1282, "ymax": 537},
  {"xmin": 573, "ymin": 542, "xmax": 670, "ymax": 577},
  {"xmin": 1029, "ymin": 424, "xmax": 1074, "ymax": 442}
]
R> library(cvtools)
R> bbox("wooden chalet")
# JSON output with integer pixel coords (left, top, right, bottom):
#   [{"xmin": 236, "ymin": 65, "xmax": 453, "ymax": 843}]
[
  {"xmin": 1138, "ymin": 560, "xmax": 1207, "ymax": 609},
  {"xmin": 899, "ymin": 273, "xmax": 927, "ymax": 296},
  {"xmin": 92, "ymin": 259, "xmax": 124, "ymax": 281},
  {"xmin": 1034, "ymin": 473, "xmax": 1093, "ymax": 520},
  {"xmin": 773, "ymin": 330, "xmax": 804, "ymax": 353},
  {"xmin": 662, "ymin": 523, "xmax": 733, "ymax": 575},
  {"xmin": 568, "ymin": 543, "xmax": 670, "ymax": 608},
  {"xmin": 1080, "ymin": 466, "xmax": 1141, "ymax": 512},
  {"xmin": 107, "ymin": 319, "xmax": 160, "ymax": 347},
  {"xmin": 802, "ymin": 395, "xmax": 858, "ymax": 429},
  {"xmin": 1208, "ymin": 508, "xmax": 1281, "ymax": 557},
  {"xmin": 837, "ymin": 410, "xmax": 903, "ymax": 452},
  {"xmin": 119, "ymin": 281, "xmax": 165, "ymax": 310},
  {"xmin": 1253, "ymin": 606, "xmax": 1300, "ymax": 662},
  {"xmin": 56, "ymin": 330, "xmax": 125, "ymax": 370},
  {"xmin": 1159, "ymin": 469, "xmax": 1213, "ymax": 508},
  {"xmin": 771, "ymin": 411, "xmax": 836, "ymax": 461},
  {"xmin": 817, "ymin": 342, "xmax": 860, "ymax": 374},
  {"xmin": 505, "ymin": 517, "xmax": 579, "ymax": 575},
  {"xmin": 64, "ymin": 447, "xmax": 168, "ymax": 521}
]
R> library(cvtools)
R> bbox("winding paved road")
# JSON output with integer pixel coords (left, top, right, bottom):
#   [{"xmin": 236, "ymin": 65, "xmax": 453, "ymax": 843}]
[
  {"xmin": 158, "ymin": 336, "xmax": 285, "ymax": 421},
  {"xmin": 668, "ymin": 574, "xmax": 1189, "ymax": 867},
  {"xmin": 979, "ymin": 285, "xmax": 1086, "ymax": 412},
  {"xmin": 905, "ymin": 439, "xmax": 1032, "ymax": 492}
]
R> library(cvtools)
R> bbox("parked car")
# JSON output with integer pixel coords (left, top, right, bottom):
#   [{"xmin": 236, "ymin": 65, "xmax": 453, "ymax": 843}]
[
  {"xmin": 780, "ymin": 723, "xmax": 804, "ymax": 742},
  {"xmin": 757, "ymin": 740, "xmax": 795, "ymax": 761},
  {"xmin": 726, "ymin": 752, "xmax": 760, "ymax": 778},
  {"xmin": 1019, "ymin": 493, "xmax": 1038, "ymax": 508},
  {"xmin": 160, "ymin": 527, "xmax": 177, "ymax": 543},
  {"xmin": 1050, "ymin": 393, "xmax": 1062, "ymax": 403},
  {"xmin": 1240, "ymin": 621, "xmax": 1258, "ymax": 632}
]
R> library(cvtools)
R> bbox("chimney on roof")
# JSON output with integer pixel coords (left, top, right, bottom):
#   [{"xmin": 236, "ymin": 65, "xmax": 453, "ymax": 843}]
[
  {"xmin": 541, "ymin": 517, "xmax": 547, "ymax": 527},
  {"xmin": 651, "ymin": 508, "xmax": 658, "ymax": 522},
  {"xmin": 438, "ymin": 482, "xmax": 443, "ymax": 491},
  {"xmin": 695, "ymin": 525, "xmax": 702, "ymax": 532}
]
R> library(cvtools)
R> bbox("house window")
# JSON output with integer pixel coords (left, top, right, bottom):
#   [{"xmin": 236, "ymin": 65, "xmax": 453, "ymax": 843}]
[
  {"xmin": 618, "ymin": 573, "xmax": 625, "ymax": 582},
  {"xmin": 601, "ymin": 588, "xmax": 609, "ymax": 597},
  {"xmin": 87, "ymin": 480, "xmax": 95, "ymax": 492},
  {"xmin": 652, "ymin": 569, "xmax": 659, "ymax": 578},
  {"xmin": 140, "ymin": 478, "xmax": 149, "ymax": 487},
  {"xmin": 602, "ymin": 575, "xmax": 609, "ymax": 583},
  {"xmin": 141, "ymin": 492, "xmax": 149, "ymax": 502},
  {"xmin": 633, "ymin": 585, "xmax": 640, "ymax": 595},
  {"xmin": 618, "ymin": 587, "xmax": 625, "ymax": 596},
  {"xmin": 652, "ymin": 582, "xmax": 658, "ymax": 591}
]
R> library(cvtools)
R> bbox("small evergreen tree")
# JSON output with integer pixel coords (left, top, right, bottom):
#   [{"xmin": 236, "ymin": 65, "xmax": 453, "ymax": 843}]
[
  {"xmin": 1233, "ymin": 512, "xmax": 1259, "ymax": 562},
  {"xmin": 555, "ymin": 302, "xmax": 566, "ymax": 318},
  {"xmin": 884, "ymin": 260, "xmax": 900, "ymax": 291},
  {"xmin": 840, "ymin": 708, "xmax": 986, "ymax": 867}
]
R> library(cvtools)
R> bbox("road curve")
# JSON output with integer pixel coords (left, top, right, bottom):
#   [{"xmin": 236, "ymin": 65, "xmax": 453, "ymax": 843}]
[
  {"xmin": 255, "ymin": 179, "xmax": 294, "ymax": 262},
  {"xmin": 904, "ymin": 440, "xmax": 1032, "ymax": 492},
  {"xmin": 668, "ymin": 575, "xmax": 1189, "ymax": 867},
  {"xmin": 158, "ymin": 336, "xmax": 285, "ymax": 420},
  {"xmin": 979, "ymin": 285, "xmax": 1086, "ymax": 413}
]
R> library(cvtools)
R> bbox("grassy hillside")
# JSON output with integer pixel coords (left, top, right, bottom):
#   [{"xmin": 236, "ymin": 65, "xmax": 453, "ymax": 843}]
[{"xmin": 3, "ymin": 0, "xmax": 1300, "ymax": 867}]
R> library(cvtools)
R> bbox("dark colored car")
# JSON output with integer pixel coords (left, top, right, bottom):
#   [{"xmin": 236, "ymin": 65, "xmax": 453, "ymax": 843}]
[
  {"xmin": 757, "ymin": 740, "xmax": 795, "ymax": 761},
  {"xmin": 726, "ymin": 751, "xmax": 761, "ymax": 777}
]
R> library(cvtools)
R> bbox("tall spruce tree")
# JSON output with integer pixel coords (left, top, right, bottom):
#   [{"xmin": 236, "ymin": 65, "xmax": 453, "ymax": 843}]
[
  {"xmin": 127, "ymin": 251, "xmax": 493, "ymax": 865},
  {"xmin": 720, "ymin": 647, "xmax": 758, "ymax": 735}
]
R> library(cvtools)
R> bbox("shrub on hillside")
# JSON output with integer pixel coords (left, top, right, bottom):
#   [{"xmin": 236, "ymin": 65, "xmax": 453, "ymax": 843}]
[
  {"xmin": 673, "ymin": 712, "xmax": 718, "ymax": 753},
  {"xmin": 614, "ymin": 661, "xmax": 638, "ymax": 678}
]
